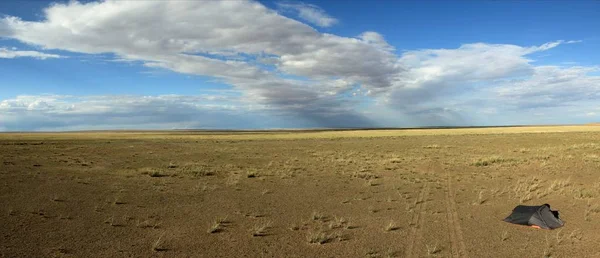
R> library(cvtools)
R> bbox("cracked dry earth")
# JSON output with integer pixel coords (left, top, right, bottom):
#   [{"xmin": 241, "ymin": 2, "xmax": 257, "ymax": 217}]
[{"xmin": 2, "ymin": 127, "xmax": 600, "ymax": 257}]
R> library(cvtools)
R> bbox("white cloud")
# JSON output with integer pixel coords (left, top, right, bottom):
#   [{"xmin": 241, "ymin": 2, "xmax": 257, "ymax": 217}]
[
  {"xmin": 0, "ymin": 94, "xmax": 257, "ymax": 131},
  {"xmin": 384, "ymin": 41, "xmax": 566, "ymax": 110},
  {"xmin": 494, "ymin": 65, "xmax": 600, "ymax": 109},
  {"xmin": 277, "ymin": 2, "xmax": 338, "ymax": 27},
  {"xmin": 0, "ymin": 47, "xmax": 61, "ymax": 59},
  {"xmin": 374, "ymin": 41, "xmax": 600, "ymax": 125},
  {"xmin": 0, "ymin": 0, "xmax": 397, "ymax": 127},
  {"xmin": 0, "ymin": 93, "xmax": 374, "ymax": 130},
  {"xmin": 0, "ymin": 0, "xmax": 598, "ymax": 130}
]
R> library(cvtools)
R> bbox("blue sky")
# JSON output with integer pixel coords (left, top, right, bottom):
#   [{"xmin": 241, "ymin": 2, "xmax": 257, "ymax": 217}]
[{"xmin": 0, "ymin": 0, "xmax": 599, "ymax": 131}]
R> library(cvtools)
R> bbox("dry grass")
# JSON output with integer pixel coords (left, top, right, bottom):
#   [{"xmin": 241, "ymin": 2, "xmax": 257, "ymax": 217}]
[
  {"xmin": 328, "ymin": 216, "xmax": 347, "ymax": 229},
  {"xmin": 425, "ymin": 242, "xmax": 439, "ymax": 256},
  {"xmin": 472, "ymin": 156, "xmax": 515, "ymax": 167},
  {"xmin": 573, "ymin": 188, "xmax": 596, "ymax": 199},
  {"xmin": 208, "ymin": 221, "xmax": 222, "ymax": 233},
  {"xmin": 182, "ymin": 164, "xmax": 216, "ymax": 177},
  {"xmin": 5, "ymin": 127, "xmax": 600, "ymax": 257},
  {"xmin": 251, "ymin": 220, "xmax": 272, "ymax": 237},
  {"xmin": 246, "ymin": 169, "xmax": 259, "ymax": 178},
  {"xmin": 103, "ymin": 216, "xmax": 122, "ymax": 227},
  {"xmin": 152, "ymin": 233, "xmax": 167, "ymax": 252},
  {"xmin": 384, "ymin": 220, "xmax": 399, "ymax": 231},
  {"xmin": 136, "ymin": 218, "xmax": 161, "ymax": 229},
  {"xmin": 307, "ymin": 231, "xmax": 333, "ymax": 244},
  {"xmin": 149, "ymin": 170, "xmax": 165, "ymax": 178},
  {"xmin": 8, "ymin": 125, "xmax": 600, "ymax": 141},
  {"xmin": 501, "ymin": 231, "xmax": 509, "ymax": 241},
  {"xmin": 567, "ymin": 143, "xmax": 600, "ymax": 150},
  {"xmin": 311, "ymin": 211, "xmax": 326, "ymax": 221},
  {"xmin": 472, "ymin": 190, "xmax": 486, "ymax": 205},
  {"xmin": 352, "ymin": 170, "xmax": 379, "ymax": 180}
]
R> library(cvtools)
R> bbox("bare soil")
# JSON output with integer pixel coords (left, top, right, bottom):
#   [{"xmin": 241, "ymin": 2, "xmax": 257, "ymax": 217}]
[{"xmin": 2, "ymin": 127, "xmax": 600, "ymax": 257}]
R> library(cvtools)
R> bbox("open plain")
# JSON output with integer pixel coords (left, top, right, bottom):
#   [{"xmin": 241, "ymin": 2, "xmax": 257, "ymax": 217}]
[{"xmin": 2, "ymin": 126, "xmax": 600, "ymax": 257}]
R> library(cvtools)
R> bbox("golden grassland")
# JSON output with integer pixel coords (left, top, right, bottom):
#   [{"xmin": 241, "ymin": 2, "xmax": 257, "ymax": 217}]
[
  {"xmin": 1, "ymin": 125, "xmax": 600, "ymax": 257},
  {"xmin": 3, "ymin": 125, "xmax": 600, "ymax": 140}
]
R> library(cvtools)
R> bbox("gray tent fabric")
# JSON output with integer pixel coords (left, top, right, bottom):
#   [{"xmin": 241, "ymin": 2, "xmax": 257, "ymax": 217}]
[{"xmin": 503, "ymin": 204, "xmax": 564, "ymax": 229}]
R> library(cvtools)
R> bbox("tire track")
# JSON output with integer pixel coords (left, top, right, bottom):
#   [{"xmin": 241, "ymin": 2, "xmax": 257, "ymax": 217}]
[
  {"xmin": 446, "ymin": 169, "xmax": 468, "ymax": 258},
  {"xmin": 405, "ymin": 183, "xmax": 429, "ymax": 258}
]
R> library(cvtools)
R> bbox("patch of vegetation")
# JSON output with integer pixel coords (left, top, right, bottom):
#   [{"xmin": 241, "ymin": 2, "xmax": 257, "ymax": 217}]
[
  {"xmin": 385, "ymin": 220, "xmax": 399, "ymax": 231},
  {"xmin": 208, "ymin": 216, "xmax": 229, "ymax": 233},
  {"xmin": 501, "ymin": 231, "xmax": 509, "ymax": 241},
  {"xmin": 251, "ymin": 220, "xmax": 272, "ymax": 237},
  {"xmin": 365, "ymin": 179, "xmax": 379, "ymax": 187},
  {"xmin": 246, "ymin": 169, "xmax": 259, "ymax": 178},
  {"xmin": 472, "ymin": 156, "xmax": 516, "ymax": 166},
  {"xmin": 352, "ymin": 169, "xmax": 379, "ymax": 180},
  {"xmin": 149, "ymin": 171, "xmax": 165, "ymax": 177},
  {"xmin": 567, "ymin": 143, "xmax": 600, "ymax": 150},
  {"xmin": 328, "ymin": 216, "xmax": 347, "ymax": 229},
  {"xmin": 307, "ymin": 231, "xmax": 333, "ymax": 244},
  {"xmin": 152, "ymin": 233, "xmax": 167, "ymax": 252},
  {"xmin": 573, "ymin": 188, "xmax": 596, "ymax": 199},
  {"xmin": 425, "ymin": 242, "xmax": 440, "ymax": 256},
  {"xmin": 311, "ymin": 211, "xmax": 326, "ymax": 221},
  {"xmin": 181, "ymin": 164, "xmax": 216, "ymax": 177},
  {"xmin": 104, "ymin": 216, "xmax": 120, "ymax": 227},
  {"xmin": 167, "ymin": 162, "xmax": 178, "ymax": 169},
  {"xmin": 208, "ymin": 221, "xmax": 222, "ymax": 233},
  {"xmin": 136, "ymin": 219, "xmax": 161, "ymax": 229},
  {"xmin": 472, "ymin": 190, "xmax": 486, "ymax": 205}
]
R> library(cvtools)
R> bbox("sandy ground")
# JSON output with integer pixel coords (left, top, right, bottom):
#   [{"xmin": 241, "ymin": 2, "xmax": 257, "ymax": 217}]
[{"xmin": 2, "ymin": 126, "xmax": 600, "ymax": 257}]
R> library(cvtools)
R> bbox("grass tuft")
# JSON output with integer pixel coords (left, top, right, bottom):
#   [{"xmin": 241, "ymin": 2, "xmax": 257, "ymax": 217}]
[
  {"xmin": 328, "ymin": 216, "xmax": 347, "ymax": 229},
  {"xmin": 246, "ymin": 170, "xmax": 259, "ymax": 178},
  {"xmin": 311, "ymin": 211, "xmax": 326, "ymax": 221},
  {"xmin": 472, "ymin": 156, "xmax": 515, "ymax": 167},
  {"xmin": 501, "ymin": 231, "xmax": 509, "ymax": 241},
  {"xmin": 152, "ymin": 233, "xmax": 167, "ymax": 252},
  {"xmin": 307, "ymin": 231, "xmax": 333, "ymax": 244},
  {"xmin": 426, "ymin": 242, "xmax": 440, "ymax": 256},
  {"xmin": 251, "ymin": 220, "xmax": 272, "ymax": 237},
  {"xmin": 385, "ymin": 220, "xmax": 399, "ymax": 231}
]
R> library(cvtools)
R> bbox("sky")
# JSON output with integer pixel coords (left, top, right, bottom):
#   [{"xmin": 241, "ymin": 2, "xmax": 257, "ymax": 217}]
[{"xmin": 0, "ymin": 0, "xmax": 599, "ymax": 131}]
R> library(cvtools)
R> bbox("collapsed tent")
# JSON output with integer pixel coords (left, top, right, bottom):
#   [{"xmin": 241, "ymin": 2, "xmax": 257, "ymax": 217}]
[{"xmin": 503, "ymin": 204, "xmax": 564, "ymax": 229}]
